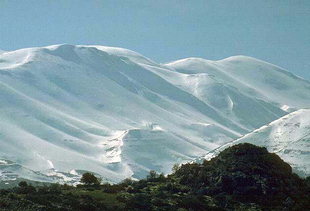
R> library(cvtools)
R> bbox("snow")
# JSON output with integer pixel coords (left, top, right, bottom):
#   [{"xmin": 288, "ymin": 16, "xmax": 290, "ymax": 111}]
[
  {"xmin": 281, "ymin": 105, "xmax": 292, "ymax": 112},
  {"xmin": 0, "ymin": 160, "xmax": 8, "ymax": 165},
  {"xmin": 87, "ymin": 45, "xmax": 156, "ymax": 65},
  {"xmin": 166, "ymin": 56, "xmax": 310, "ymax": 109},
  {"xmin": 204, "ymin": 109, "xmax": 310, "ymax": 177},
  {"xmin": 0, "ymin": 44, "xmax": 309, "ymax": 183}
]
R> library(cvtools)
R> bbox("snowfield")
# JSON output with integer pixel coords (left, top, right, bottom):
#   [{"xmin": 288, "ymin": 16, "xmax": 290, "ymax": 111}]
[
  {"xmin": 0, "ymin": 44, "xmax": 309, "ymax": 183},
  {"xmin": 204, "ymin": 109, "xmax": 310, "ymax": 177}
]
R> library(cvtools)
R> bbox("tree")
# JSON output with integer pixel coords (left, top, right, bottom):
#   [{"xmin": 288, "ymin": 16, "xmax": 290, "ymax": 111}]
[
  {"xmin": 18, "ymin": 181, "xmax": 28, "ymax": 188},
  {"xmin": 146, "ymin": 170, "xmax": 165, "ymax": 182},
  {"xmin": 17, "ymin": 181, "xmax": 36, "ymax": 194},
  {"xmin": 147, "ymin": 170, "xmax": 158, "ymax": 181},
  {"xmin": 172, "ymin": 164, "xmax": 180, "ymax": 173},
  {"xmin": 80, "ymin": 172, "xmax": 100, "ymax": 186}
]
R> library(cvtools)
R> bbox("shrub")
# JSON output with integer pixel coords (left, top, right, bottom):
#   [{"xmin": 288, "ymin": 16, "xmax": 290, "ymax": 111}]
[{"xmin": 80, "ymin": 172, "xmax": 101, "ymax": 186}]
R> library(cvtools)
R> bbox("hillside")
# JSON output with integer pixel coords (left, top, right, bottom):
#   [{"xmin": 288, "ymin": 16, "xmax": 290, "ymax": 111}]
[
  {"xmin": 205, "ymin": 109, "xmax": 310, "ymax": 177},
  {"xmin": 0, "ymin": 44, "xmax": 309, "ymax": 183},
  {"xmin": 0, "ymin": 143, "xmax": 309, "ymax": 211}
]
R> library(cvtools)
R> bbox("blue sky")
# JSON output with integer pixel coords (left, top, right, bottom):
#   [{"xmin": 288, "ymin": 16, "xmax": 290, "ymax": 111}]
[{"xmin": 0, "ymin": 0, "xmax": 309, "ymax": 79}]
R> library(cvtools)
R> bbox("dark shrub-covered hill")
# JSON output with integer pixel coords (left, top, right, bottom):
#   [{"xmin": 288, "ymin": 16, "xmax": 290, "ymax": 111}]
[{"xmin": 173, "ymin": 143, "xmax": 309, "ymax": 210}]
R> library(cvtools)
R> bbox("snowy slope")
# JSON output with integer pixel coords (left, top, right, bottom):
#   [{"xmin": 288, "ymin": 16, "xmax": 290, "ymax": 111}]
[
  {"xmin": 166, "ymin": 57, "xmax": 310, "ymax": 108},
  {"xmin": 166, "ymin": 57, "xmax": 310, "ymax": 118},
  {"xmin": 204, "ymin": 109, "xmax": 310, "ymax": 177},
  {"xmin": 0, "ymin": 44, "xmax": 309, "ymax": 183}
]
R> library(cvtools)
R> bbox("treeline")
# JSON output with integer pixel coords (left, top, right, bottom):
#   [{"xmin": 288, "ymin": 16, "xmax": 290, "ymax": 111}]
[{"xmin": 0, "ymin": 143, "xmax": 309, "ymax": 211}]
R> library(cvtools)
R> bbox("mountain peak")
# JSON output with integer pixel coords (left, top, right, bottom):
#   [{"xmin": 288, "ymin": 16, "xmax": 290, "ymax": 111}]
[{"xmin": 0, "ymin": 44, "xmax": 309, "ymax": 183}]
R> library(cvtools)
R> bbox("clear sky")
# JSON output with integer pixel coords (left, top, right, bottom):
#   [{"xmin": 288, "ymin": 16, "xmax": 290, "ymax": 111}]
[{"xmin": 0, "ymin": 0, "xmax": 309, "ymax": 79}]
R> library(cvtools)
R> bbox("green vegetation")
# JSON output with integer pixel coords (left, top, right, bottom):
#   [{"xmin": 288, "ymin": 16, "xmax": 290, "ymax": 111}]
[
  {"xmin": 0, "ymin": 143, "xmax": 309, "ymax": 210},
  {"xmin": 80, "ymin": 172, "xmax": 101, "ymax": 186}
]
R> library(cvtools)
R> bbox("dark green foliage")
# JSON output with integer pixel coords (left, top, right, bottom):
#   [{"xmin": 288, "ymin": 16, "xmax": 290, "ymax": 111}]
[
  {"xmin": 0, "ymin": 143, "xmax": 309, "ymax": 211},
  {"xmin": 16, "ymin": 181, "xmax": 36, "ymax": 194},
  {"xmin": 146, "ymin": 170, "xmax": 165, "ymax": 182},
  {"xmin": 18, "ymin": 181, "xmax": 28, "ymax": 188},
  {"xmin": 102, "ymin": 183, "xmax": 125, "ymax": 193},
  {"xmin": 305, "ymin": 176, "xmax": 310, "ymax": 186},
  {"xmin": 80, "ymin": 173, "xmax": 101, "ymax": 186},
  {"xmin": 173, "ymin": 143, "xmax": 310, "ymax": 210}
]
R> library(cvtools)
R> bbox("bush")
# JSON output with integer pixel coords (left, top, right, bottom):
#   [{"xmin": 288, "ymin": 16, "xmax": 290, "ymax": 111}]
[
  {"xmin": 80, "ymin": 173, "xmax": 101, "ymax": 186},
  {"xmin": 16, "ymin": 181, "xmax": 36, "ymax": 194}
]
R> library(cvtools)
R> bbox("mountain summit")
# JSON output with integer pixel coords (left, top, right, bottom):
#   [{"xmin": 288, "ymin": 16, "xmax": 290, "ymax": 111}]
[{"xmin": 0, "ymin": 44, "xmax": 309, "ymax": 183}]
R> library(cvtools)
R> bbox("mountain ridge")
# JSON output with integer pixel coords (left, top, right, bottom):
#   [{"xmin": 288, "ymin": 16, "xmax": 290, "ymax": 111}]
[{"xmin": 0, "ymin": 44, "xmax": 309, "ymax": 183}]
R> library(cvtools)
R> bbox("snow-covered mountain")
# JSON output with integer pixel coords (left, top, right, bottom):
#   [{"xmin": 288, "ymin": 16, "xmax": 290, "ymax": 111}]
[
  {"xmin": 0, "ymin": 44, "xmax": 309, "ymax": 183},
  {"xmin": 204, "ymin": 109, "xmax": 310, "ymax": 177}
]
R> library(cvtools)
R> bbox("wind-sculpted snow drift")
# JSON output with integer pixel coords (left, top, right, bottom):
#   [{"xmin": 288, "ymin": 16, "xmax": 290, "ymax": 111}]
[{"xmin": 0, "ymin": 44, "xmax": 309, "ymax": 183}]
